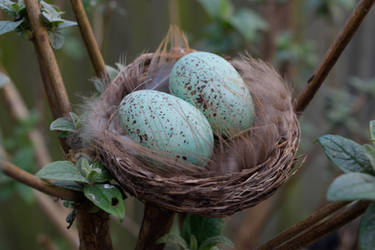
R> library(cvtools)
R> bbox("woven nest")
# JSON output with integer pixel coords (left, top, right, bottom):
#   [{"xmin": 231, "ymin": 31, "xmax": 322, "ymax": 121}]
[{"xmin": 80, "ymin": 29, "xmax": 300, "ymax": 217}]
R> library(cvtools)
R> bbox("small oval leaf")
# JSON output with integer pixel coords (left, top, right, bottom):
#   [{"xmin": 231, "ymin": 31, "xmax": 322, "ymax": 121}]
[
  {"xmin": 0, "ymin": 20, "xmax": 23, "ymax": 35},
  {"xmin": 83, "ymin": 184, "xmax": 125, "ymax": 220},
  {"xmin": 327, "ymin": 173, "xmax": 375, "ymax": 201},
  {"xmin": 50, "ymin": 117, "xmax": 76, "ymax": 132},
  {"xmin": 157, "ymin": 233, "xmax": 189, "ymax": 250},
  {"xmin": 318, "ymin": 134, "xmax": 373, "ymax": 173},
  {"xmin": 36, "ymin": 161, "xmax": 88, "ymax": 183}
]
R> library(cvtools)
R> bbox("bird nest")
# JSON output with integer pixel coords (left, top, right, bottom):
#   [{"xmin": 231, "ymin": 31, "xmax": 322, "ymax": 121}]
[{"xmin": 81, "ymin": 29, "xmax": 300, "ymax": 217}]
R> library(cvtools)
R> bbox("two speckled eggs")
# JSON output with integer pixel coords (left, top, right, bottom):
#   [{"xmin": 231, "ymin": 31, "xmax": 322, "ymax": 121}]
[{"xmin": 119, "ymin": 52, "xmax": 255, "ymax": 167}]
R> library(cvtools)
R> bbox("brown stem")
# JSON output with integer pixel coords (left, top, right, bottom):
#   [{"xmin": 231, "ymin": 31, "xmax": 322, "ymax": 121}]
[
  {"xmin": 23, "ymin": 0, "xmax": 113, "ymax": 249},
  {"xmin": 77, "ymin": 208, "xmax": 113, "ymax": 250},
  {"xmin": 135, "ymin": 203, "xmax": 175, "ymax": 250},
  {"xmin": 24, "ymin": 0, "xmax": 72, "ymax": 117},
  {"xmin": 0, "ymin": 160, "xmax": 80, "ymax": 201},
  {"xmin": 275, "ymin": 201, "xmax": 370, "ymax": 250},
  {"xmin": 257, "ymin": 201, "xmax": 349, "ymax": 249},
  {"xmin": 0, "ymin": 68, "xmax": 78, "ymax": 248},
  {"xmin": 70, "ymin": 0, "xmax": 107, "ymax": 77},
  {"xmin": 35, "ymin": 192, "xmax": 79, "ymax": 249},
  {"xmin": 294, "ymin": 0, "xmax": 375, "ymax": 114}
]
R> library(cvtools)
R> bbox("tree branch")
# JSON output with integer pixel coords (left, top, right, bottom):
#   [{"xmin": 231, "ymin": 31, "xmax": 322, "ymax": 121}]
[
  {"xmin": 135, "ymin": 203, "xmax": 175, "ymax": 250},
  {"xmin": 70, "ymin": 0, "xmax": 107, "ymax": 77},
  {"xmin": 0, "ymin": 67, "xmax": 78, "ymax": 248},
  {"xmin": 0, "ymin": 160, "xmax": 80, "ymax": 201},
  {"xmin": 257, "ymin": 201, "xmax": 349, "ymax": 249},
  {"xmin": 25, "ymin": 0, "xmax": 72, "ymax": 117},
  {"xmin": 294, "ymin": 0, "xmax": 374, "ymax": 114},
  {"xmin": 274, "ymin": 201, "xmax": 370, "ymax": 250}
]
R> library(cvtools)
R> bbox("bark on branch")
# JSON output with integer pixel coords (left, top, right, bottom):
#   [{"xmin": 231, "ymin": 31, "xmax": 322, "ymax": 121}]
[
  {"xmin": 294, "ymin": 0, "xmax": 375, "ymax": 114},
  {"xmin": 0, "ymin": 160, "xmax": 80, "ymax": 201},
  {"xmin": 70, "ymin": 0, "xmax": 107, "ymax": 77}
]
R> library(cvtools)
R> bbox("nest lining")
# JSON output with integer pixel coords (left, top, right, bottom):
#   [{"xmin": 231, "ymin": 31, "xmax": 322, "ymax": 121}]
[{"xmin": 80, "ymin": 31, "xmax": 300, "ymax": 216}]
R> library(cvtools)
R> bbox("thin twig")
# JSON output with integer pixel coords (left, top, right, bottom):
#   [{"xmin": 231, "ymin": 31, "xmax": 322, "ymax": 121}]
[
  {"xmin": 70, "ymin": 0, "xmax": 107, "ymax": 77},
  {"xmin": 275, "ymin": 201, "xmax": 370, "ymax": 250},
  {"xmin": 24, "ymin": 0, "xmax": 72, "ymax": 117},
  {"xmin": 257, "ymin": 201, "xmax": 349, "ymax": 249},
  {"xmin": 0, "ymin": 160, "xmax": 80, "ymax": 201},
  {"xmin": 294, "ymin": 0, "xmax": 375, "ymax": 114}
]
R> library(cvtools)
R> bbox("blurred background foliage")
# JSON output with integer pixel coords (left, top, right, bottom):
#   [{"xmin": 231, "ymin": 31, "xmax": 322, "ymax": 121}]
[{"xmin": 0, "ymin": 0, "xmax": 375, "ymax": 249}]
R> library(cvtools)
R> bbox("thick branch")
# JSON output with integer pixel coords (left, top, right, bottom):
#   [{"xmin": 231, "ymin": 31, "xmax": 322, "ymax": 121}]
[
  {"xmin": 0, "ymin": 160, "xmax": 80, "ymax": 201},
  {"xmin": 25, "ymin": 0, "xmax": 72, "ymax": 117},
  {"xmin": 294, "ymin": 0, "xmax": 374, "ymax": 114},
  {"xmin": 274, "ymin": 201, "xmax": 370, "ymax": 250},
  {"xmin": 77, "ymin": 208, "xmax": 113, "ymax": 250},
  {"xmin": 135, "ymin": 203, "xmax": 175, "ymax": 250},
  {"xmin": 257, "ymin": 201, "xmax": 349, "ymax": 250},
  {"xmin": 70, "ymin": 0, "xmax": 106, "ymax": 77}
]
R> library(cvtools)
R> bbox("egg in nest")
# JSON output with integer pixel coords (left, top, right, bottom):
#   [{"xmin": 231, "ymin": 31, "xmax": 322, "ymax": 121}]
[
  {"xmin": 118, "ymin": 90, "xmax": 214, "ymax": 166},
  {"xmin": 169, "ymin": 51, "xmax": 255, "ymax": 137}
]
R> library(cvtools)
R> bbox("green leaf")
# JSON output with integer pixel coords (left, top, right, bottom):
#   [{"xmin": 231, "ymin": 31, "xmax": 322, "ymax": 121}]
[
  {"xmin": 229, "ymin": 9, "xmax": 268, "ymax": 41},
  {"xmin": 36, "ymin": 161, "xmax": 89, "ymax": 183},
  {"xmin": 69, "ymin": 112, "xmax": 81, "ymax": 129},
  {"xmin": 359, "ymin": 202, "xmax": 375, "ymax": 250},
  {"xmin": 83, "ymin": 184, "xmax": 125, "ymax": 220},
  {"xmin": 157, "ymin": 233, "xmax": 189, "ymax": 250},
  {"xmin": 363, "ymin": 144, "xmax": 375, "ymax": 171},
  {"xmin": 182, "ymin": 215, "xmax": 224, "ymax": 246},
  {"xmin": 199, "ymin": 236, "xmax": 234, "ymax": 250},
  {"xmin": 105, "ymin": 65, "xmax": 119, "ymax": 81},
  {"xmin": 0, "ymin": 72, "xmax": 10, "ymax": 89},
  {"xmin": 0, "ymin": 0, "xmax": 17, "ymax": 16},
  {"xmin": 57, "ymin": 20, "xmax": 77, "ymax": 29},
  {"xmin": 370, "ymin": 121, "xmax": 375, "ymax": 144},
  {"xmin": 0, "ymin": 20, "xmax": 23, "ymax": 35},
  {"xmin": 48, "ymin": 30, "xmax": 65, "ymax": 49},
  {"xmin": 50, "ymin": 117, "xmax": 76, "ymax": 133},
  {"xmin": 92, "ymin": 78, "xmax": 105, "ymax": 93},
  {"xmin": 77, "ymin": 157, "xmax": 110, "ymax": 184},
  {"xmin": 190, "ymin": 235, "xmax": 198, "ymax": 250},
  {"xmin": 197, "ymin": 0, "xmax": 233, "ymax": 21},
  {"xmin": 318, "ymin": 134, "xmax": 373, "ymax": 174},
  {"xmin": 51, "ymin": 181, "xmax": 83, "ymax": 191},
  {"xmin": 327, "ymin": 173, "xmax": 375, "ymax": 201}
]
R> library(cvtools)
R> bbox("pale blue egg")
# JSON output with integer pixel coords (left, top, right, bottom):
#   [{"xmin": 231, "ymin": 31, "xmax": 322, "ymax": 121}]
[
  {"xmin": 118, "ymin": 90, "xmax": 214, "ymax": 166},
  {"xmin": 169, "ymin": 52, "xmax": 254, "ymax": 136}
]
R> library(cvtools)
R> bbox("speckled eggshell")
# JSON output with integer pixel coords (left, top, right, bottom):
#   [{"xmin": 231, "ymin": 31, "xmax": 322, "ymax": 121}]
[
  {"xmin": 169, "ymin": 51, "xmax": 254, "ymax": 136},
  {"xmin": 118, "ymin": 90, "xmax": 214, "ymax": 166}
]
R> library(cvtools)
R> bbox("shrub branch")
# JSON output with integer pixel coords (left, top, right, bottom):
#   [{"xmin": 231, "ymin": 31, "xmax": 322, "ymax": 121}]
[
  {"xmin": 294, "ymin": 0, "xmax": 375, "ymax": 114},
  {"xmin": 257, "ymin": 201, "xmax": 350, "ymax": 249},
  {"xmin": 0, "ymin": 160, "xmax": 80, "ymax": 201},
  {"xmin": 24, "ymin": 0, "xmax": 72, "ymax": 117},
  {"xmin": 272, "ymin": 201, "xmax": 370, "ymax": 250},
  {"xmin": 70, "ymin": 0, "xmax": 107, "ymax": 77}
]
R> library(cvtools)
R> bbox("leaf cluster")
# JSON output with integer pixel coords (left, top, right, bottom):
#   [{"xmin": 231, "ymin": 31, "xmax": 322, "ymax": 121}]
[
  {"xmin": 158, "ymin": 214, "xmax": 233, "ymax": 250},
  {"xmin": 0, "ymin": 0, "xmax": 76, "ymax": 49},
  {"xmin": 318, "ymin": 121, "xmax": 375, "ymax": 250}
]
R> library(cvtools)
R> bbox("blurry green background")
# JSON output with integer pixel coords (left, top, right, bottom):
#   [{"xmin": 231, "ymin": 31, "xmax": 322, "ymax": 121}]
[{"xmin": 1, "ymin": 0, "xmax": 375, "ymax": 249}]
